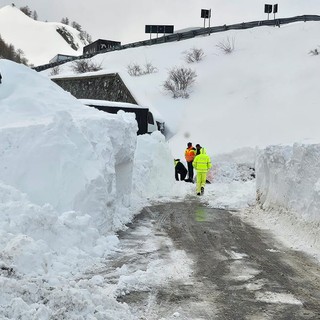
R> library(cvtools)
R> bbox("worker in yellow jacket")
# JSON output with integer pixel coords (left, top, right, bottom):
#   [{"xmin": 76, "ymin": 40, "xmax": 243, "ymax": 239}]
[{"xmin": 192, "ymin": 147, "xmax": 212, "ymax": 196}]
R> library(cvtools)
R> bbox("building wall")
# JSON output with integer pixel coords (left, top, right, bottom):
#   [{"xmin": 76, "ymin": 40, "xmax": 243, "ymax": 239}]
[
  {"xmin": 83, "ymin": 40, "xmax": 121, "ymax": 55},
  {"xmin": 52, "ymin": 73, "xmax": 137, "ymax": 104}
]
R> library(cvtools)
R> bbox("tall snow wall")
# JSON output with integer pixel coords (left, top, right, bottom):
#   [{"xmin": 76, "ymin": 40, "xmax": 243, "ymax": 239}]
[
  {"xmin": 0, "ymin": 59, "xmax": 138, "ymax": 232},
  {"xmin": 256, "ymin": 143, "xmax": 320, "ymax": 221}
]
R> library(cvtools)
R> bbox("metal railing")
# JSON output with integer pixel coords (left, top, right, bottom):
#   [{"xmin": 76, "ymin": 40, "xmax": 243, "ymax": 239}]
[{"xmin": 33, "ymin": 15, "xmax": 320, "ymax": 72}]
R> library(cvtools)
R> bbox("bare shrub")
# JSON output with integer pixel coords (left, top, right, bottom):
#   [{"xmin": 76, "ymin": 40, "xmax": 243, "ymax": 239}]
[
  {"xmin": 71, "ymin": 58, "xmax": 102, "ymax": 73},
  {"xmin": 50, "ymin": 65, "xmax": 60, "ymax": 76},
  {"xmin": 185, "ymin": 47, "xmax": 205, "ymax": 63},
  {"xmin": 144, "ymin": 62, "xmax": 158, "ymax": 74},
  {"xmin": 127, "ymin": 63, "xmax": 143, "ymax": 76},
  {"xmin": 163, "ymin": 67, "xmax": 197, "ymax": 99},
  {"xmin": 216, "ymin": 37, "xmax": 235, "ymax": 54},
  {"xmin": 127, "ymin": 62, "xmax": 158, "ymax": 76},
  {"xmin": 309, "ymin": 48, "xmax": 319, "ymax": 55}
]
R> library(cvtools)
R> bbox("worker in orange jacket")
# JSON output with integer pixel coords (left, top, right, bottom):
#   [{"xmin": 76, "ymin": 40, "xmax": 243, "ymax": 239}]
[{"xmin": 184, "ymin": 142, "xmax": 196, "ymax": 182}]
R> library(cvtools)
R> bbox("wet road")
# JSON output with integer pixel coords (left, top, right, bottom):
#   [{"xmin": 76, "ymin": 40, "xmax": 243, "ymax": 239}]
[{"xmin": 115, "ymin": 199, "xmax": 320, "ymax": 319}]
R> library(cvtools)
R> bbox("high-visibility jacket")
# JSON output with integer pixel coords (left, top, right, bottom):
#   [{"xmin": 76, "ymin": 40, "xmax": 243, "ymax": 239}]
[
  {"xmin": 185, "ymin": 146, "xmax": 196, "ymax": 162},
  {"xmin": 193, "ymin": 148, "xmax": 212, "ymax": 173}
]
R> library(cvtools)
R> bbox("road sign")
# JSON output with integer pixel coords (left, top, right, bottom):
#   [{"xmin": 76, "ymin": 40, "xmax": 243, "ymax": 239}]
[
  {"xmin": 273, "ymin": 4, "xmax": 278, "ymax": 13},
  {"xmin": 145, "ymin": 25, "xmax": 174, "ymax": 34},
  {"xmin": 145, "ymin": 25, "xmax": 157, "ymax": 33},
  {"xmin": 164, "ymin": 25, "xmax": 174, "ymax": 33},
  {"xmin": 264, "ymin": 4, "xmax": 272, "ymax": 13},
  {"xmin": 201, "ymin": 9, "xmax": 211, "ymax": 19}
]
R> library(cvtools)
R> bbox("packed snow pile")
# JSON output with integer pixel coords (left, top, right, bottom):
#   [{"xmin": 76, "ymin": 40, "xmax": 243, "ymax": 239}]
[
  {"xmin": 0, "ymin": 59, "xmax": 179, "ymax": 318},
  {"xmin": 256, "ymin": 143, "xmax": 320, "ymax": 222},
  {"xmin": 0, "ymin": 60, "xmax": 139, "ymax": 229}
]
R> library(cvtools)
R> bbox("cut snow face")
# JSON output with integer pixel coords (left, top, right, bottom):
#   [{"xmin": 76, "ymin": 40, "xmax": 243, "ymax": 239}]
[
  {"xmin": 0, "ymin": 58, "xmax": 177, "ymax": 270},
  {"xmin": 0, "ymin": 59, "xmax": 138, "ymax": 223},
  {"xmin": 0, "ymin": 60, "xmax": 143, "ymax": 278}
]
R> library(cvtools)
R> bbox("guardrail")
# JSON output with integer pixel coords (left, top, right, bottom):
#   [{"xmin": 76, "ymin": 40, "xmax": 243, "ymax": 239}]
[{"xmin": 33, "ymin": 15, "xmax": 320, "ymax": 72}]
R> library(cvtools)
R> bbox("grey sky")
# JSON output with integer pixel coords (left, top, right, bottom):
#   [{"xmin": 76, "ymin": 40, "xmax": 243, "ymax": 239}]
[{"xmin": 1, "ymin": 0, "xmax": 320, "ymax": 44}]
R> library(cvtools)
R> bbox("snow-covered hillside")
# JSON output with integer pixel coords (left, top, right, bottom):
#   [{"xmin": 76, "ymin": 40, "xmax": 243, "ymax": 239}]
[
  {"xmin": 0, "ymin": 5, "xmax": 88, "ymax": 65},
  {"xmin": 44, "ymin": 20, "xmax": 320, "ymax": 159}
]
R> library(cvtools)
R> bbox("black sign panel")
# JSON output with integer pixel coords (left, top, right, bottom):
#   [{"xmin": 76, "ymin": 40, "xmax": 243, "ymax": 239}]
[
  {"xmin": 273, "ymin": 4, "xmax": 278, "ymax": 13},
  {"xmin": 264, "ymin": 4, "xmax": 272, "ymax": 13},
  {"xmin": 145, "ymin": 25, "xmax": 157, "ymax": 33},
  {"xmin": 145, "ymin": 25, "xmax": 174, "ymax": 34},
  {"xmin": 158, "ymin": 25, "xmax": 164, "ymax": 33},
  {"xmin": 164, "ymin": 25, "xmax": 174, "ymax": 33},
  {"xmin": 201, "ymin": 9, "xmax": 211, "ymax": 18}
]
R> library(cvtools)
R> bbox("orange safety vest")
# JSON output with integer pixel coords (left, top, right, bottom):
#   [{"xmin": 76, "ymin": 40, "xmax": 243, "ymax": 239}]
[{"xmin": 185, "ymin": 147, "xmax": 196, "ymax": 162}]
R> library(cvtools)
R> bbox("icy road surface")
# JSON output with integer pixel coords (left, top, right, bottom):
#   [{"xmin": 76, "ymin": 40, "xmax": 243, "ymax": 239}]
[{"xmin": 102, "ymin": 200, "xmax": 320, "ymax": 319}]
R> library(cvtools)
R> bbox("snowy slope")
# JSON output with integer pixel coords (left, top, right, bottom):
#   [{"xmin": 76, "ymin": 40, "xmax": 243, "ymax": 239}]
[
  {"xmin": 44, "ymin": 20, "xmax": 320, "ymax": 159},
  {"xmin": 0, "ymin": 5, "xmax": 88, "ymax": 65}
]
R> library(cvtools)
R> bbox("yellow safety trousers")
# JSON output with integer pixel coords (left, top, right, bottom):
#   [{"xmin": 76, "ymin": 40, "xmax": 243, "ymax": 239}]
[{"xmin": 196, "ymin": 172, "xmax": 207, "ymax": 194}]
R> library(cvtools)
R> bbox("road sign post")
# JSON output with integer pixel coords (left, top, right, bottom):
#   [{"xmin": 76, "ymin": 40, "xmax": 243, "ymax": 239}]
[
  {"xmin": 145, "ymin": 25, "xmax": 174, "ymax": 42},
  {"xmin": 201, "ymin": 9, "xmax": 211, "ymax": 29},
  {"xmin": 264, "ymin": 4, "xmax": 272, "ymax": 20},
  {"xmin": 265, "ymin": 4, "xmax": 278, "ymax": 20}
]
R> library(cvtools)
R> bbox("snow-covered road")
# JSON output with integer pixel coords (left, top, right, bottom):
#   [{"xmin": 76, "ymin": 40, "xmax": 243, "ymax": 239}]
[{"xmin": 110, "ymin": 201, "xmax": 320, "ymax": 319}]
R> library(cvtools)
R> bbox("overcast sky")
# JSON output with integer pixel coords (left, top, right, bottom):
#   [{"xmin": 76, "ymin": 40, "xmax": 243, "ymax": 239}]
[{"xmin": 1, "ymin": 0, "xmax": 320, "ymax": 44}]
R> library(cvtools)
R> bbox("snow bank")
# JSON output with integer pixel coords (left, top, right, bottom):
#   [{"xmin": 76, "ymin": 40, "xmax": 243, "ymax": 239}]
[
  {"xmin": 0, "ymin": 59, "xmax": 142, "ymax": 276},
  {"xmin": 0, "ymin": 60, "xmax": 138, "ymax": 231},
  {"xmin": 256, "ymin": 143, "xmax": 320, "ymax": 221},
  {"xmin": 0, "ymin": 59, "xmax": 177, "ymax": 318},
  {"xmin": 133, "ymin": 131, "xmax": 175, "ymax": 199}
]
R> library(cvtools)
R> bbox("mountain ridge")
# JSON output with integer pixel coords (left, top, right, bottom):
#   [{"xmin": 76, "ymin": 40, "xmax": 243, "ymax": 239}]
[{"xmin": 0, "ymin": 5, "xmax": 88, "ymax": 65}]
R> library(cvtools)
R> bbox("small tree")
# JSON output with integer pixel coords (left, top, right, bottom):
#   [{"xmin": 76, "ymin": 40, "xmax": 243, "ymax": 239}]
[
  {"xmin": 15, "ymin": 48, "xmax": 28, "ymax": 65},
  {"xmin": 0, "ymin": 34, "xmax": 28, "ymax": 65},
  {"xmin": 20, "ymin": 6, "xmax": 32, "ymax": 17},
  {"xmin": 32, "ymin": 10, "xmax": 38, "ymax": 21},
  {"xmin": 71, "ymin": 59, "xmax": 102, "ymax": 73},
  {"xmin": 71, "ymin": 21, "xmax": 82, "ymax": 32},
  {"xmin": 216, "ymin": 37, "xmax": 235, "ymax": 54},
  {"xmin": 61, "ymin": 17, "xmax": 69, "ymax": 25},
  {"xmin": 184, "ymin": 47, "xmax": 205, "ymax": 63},
  {"xmin": 80, "ymin": 31, "xmax": 92, "ymax": 43},
  {"xmin": 163, "ymin": 67, "xmax": 197, "ymax": 99}
]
